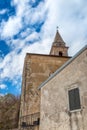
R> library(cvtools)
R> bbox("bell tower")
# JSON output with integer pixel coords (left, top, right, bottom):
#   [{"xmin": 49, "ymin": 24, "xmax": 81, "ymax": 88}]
[{"xmin": 50, "ymin": 29, "xmax": 69, "ymax": 56}]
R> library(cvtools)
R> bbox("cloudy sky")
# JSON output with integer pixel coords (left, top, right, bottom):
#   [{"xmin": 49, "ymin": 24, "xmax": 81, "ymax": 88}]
[{"xmin": 0, "ymin": 0, "xmax": 87, "ymax": 96}]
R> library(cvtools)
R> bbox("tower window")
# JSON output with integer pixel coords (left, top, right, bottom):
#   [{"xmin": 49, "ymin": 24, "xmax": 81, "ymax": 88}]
[
  {"xmin": 68, "ymin": 88, "xmax": 81, "ymax": 111},
  {"xmin": 59, "ymin": 51, "xmax": 63, "ymax": 56}
]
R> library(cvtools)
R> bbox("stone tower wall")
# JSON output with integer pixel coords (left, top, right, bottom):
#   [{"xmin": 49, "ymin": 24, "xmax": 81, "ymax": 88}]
[
  {"xmin": 20, "ymin": 54, "xmax": 70, "ymax": 118},
  {"xmin": 50, "ymin": 46, "xmax": 68, "ymax": 56},
  {"xmin": 19, "ymin": 30, "xmax": 70, "ymax": 130}
]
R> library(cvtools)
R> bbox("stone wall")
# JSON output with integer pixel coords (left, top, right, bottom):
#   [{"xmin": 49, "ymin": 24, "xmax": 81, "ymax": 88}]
[
  {"xmin": 19, "ymin": 53, "xmax": 70, "ymax": 130},
  {"xmin": 40, "ymin": 49, "xmax": 87, "ymax": 130}
]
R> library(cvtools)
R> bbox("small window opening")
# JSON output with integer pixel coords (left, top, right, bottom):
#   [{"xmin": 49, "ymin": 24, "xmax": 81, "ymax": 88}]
[
  {"xmin": 68, "ymin": 88, "xmax": 81, "ymax": 111},
  {"xmin": 59, "ymin": 51, "xmax": 63, "ymax": 56}
]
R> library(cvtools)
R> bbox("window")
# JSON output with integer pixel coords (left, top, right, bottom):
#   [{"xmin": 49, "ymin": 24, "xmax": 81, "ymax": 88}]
[
  {"xmin": 68, "ymin": 88, "xmax": 81, "ymax": 111},
  {"xmin": 59, "ymin": 51, "xmax": 63, "ymax": 56}
]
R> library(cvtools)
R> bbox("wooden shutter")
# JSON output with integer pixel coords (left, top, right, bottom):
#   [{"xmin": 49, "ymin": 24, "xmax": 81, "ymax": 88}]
[
  {"xmin": 68, "ymin": 89, "xmax": 75, "ymax": 111},
  {"xmin": 68, "ymin": 88, "xmax": 81, "ymax": 111},
  {"xmin": 74, "ymin": 88, "xmax": 81, "ymax": 110}
]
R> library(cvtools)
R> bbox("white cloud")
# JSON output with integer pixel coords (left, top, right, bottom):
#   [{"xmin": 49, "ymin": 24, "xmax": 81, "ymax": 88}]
[
  {"xmin": 0, "ymin": 9, "xmax": 8, "ymax": 15},
  {"xmin": 1, "ymin": 0, "xmax": 47, "ymax": 38},
  {"xmin": 0, "ymin": 0, "xmax": 87, "ymax": 93},
  {"xmin": 0, "ymin": 50, "xmax": 25, "ymax": 80},
  {"xmin": 40, "ymin": 0, "xmax": 87, "ymax": 56},
  {"xmin": 29, "ymin": 2, "xmax": 47, "ymax": 24},
  {"xmin": 25, "ymin": 32, "xmax": 40, "ymax": 42},
  {"xmin": 2, "ymin": 16, "xmax": 22, "ymax": 37},
  {"xmin": 0, "ymin": 84, "xmax": 7, "ymax": 89},
  {"xmin": 20, "ymin": 28, "xmax": 31, "ymax": 38},
  {"xmin": 1, "ymin": 0, "xmax": 28, "ymax": 38}
]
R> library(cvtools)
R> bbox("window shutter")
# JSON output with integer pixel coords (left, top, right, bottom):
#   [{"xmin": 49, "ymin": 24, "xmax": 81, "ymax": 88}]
[
  {"xmin": 68, "ymin": 89, "xmax": 75, "ymax": 111},
  {"xmin": 74, "ymin": 88, "xmax": 81, "ymax": 110},
  {"xmin": 68, "ymin": 88, "xmax": 81, "ymax": 111}
]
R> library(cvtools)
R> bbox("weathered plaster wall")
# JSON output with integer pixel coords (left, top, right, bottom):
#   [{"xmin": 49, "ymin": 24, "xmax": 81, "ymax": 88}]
[{"xmin": 40, "ymin": 49, "xmax": 87, "ymax": 130}]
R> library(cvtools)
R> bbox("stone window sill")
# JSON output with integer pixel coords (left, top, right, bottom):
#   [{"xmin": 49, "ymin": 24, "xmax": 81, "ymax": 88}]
[{"xmin": 69, "ymin": 108, "xmax": 82, "ymax": 113}]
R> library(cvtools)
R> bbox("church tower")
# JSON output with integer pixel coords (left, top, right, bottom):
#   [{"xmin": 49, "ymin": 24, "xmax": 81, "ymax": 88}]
[
  {"xmin": 19, "ymin": 29, "xmax": 70, "ymax": 130},
  {"xmin": 50, "ymin": 29, "xmax": 68, "ymax": 56}
]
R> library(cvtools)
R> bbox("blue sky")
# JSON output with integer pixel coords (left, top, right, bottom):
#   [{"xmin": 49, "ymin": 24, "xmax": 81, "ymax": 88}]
[{"xmin": 0, "ymin": 0, "xmax": 87, "ymax": 96}]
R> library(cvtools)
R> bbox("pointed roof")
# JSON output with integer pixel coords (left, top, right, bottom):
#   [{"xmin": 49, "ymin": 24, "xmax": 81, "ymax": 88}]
[{"xmin": 53, "ymin": 30, "xmax": 65, "ymax": 46}]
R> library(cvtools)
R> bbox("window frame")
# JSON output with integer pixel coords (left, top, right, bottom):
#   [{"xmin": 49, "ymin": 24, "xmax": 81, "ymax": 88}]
[{"xmin": 67, "ymin": 86, "xmax": 82, "ymax": 113}]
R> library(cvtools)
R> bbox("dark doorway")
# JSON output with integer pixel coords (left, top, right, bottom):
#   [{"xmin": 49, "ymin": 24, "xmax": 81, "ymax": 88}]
[{"xmin": 59, "ymin": 51, "xmax": 63, "ymax": 56}]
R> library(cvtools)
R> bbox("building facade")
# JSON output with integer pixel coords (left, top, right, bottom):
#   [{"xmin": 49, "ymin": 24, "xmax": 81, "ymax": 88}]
[
  {"xmin": 19, "ymin": 30, "xmax": 70, "ymax": 130},
  {"xmin": 39, "ymin": 45, "xmax": 87, "ymax": 130}
]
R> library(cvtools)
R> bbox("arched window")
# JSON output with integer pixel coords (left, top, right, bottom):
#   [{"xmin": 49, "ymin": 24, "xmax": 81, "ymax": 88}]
[{"xmin": 59, "ymin": 51, "xmax": 63, "ymax": 56}]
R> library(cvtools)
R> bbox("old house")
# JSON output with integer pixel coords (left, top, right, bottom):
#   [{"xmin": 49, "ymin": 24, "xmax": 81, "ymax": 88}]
[{"xmin": 39, "ymin": 45, "xmax": 87, "ymax": 130}]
